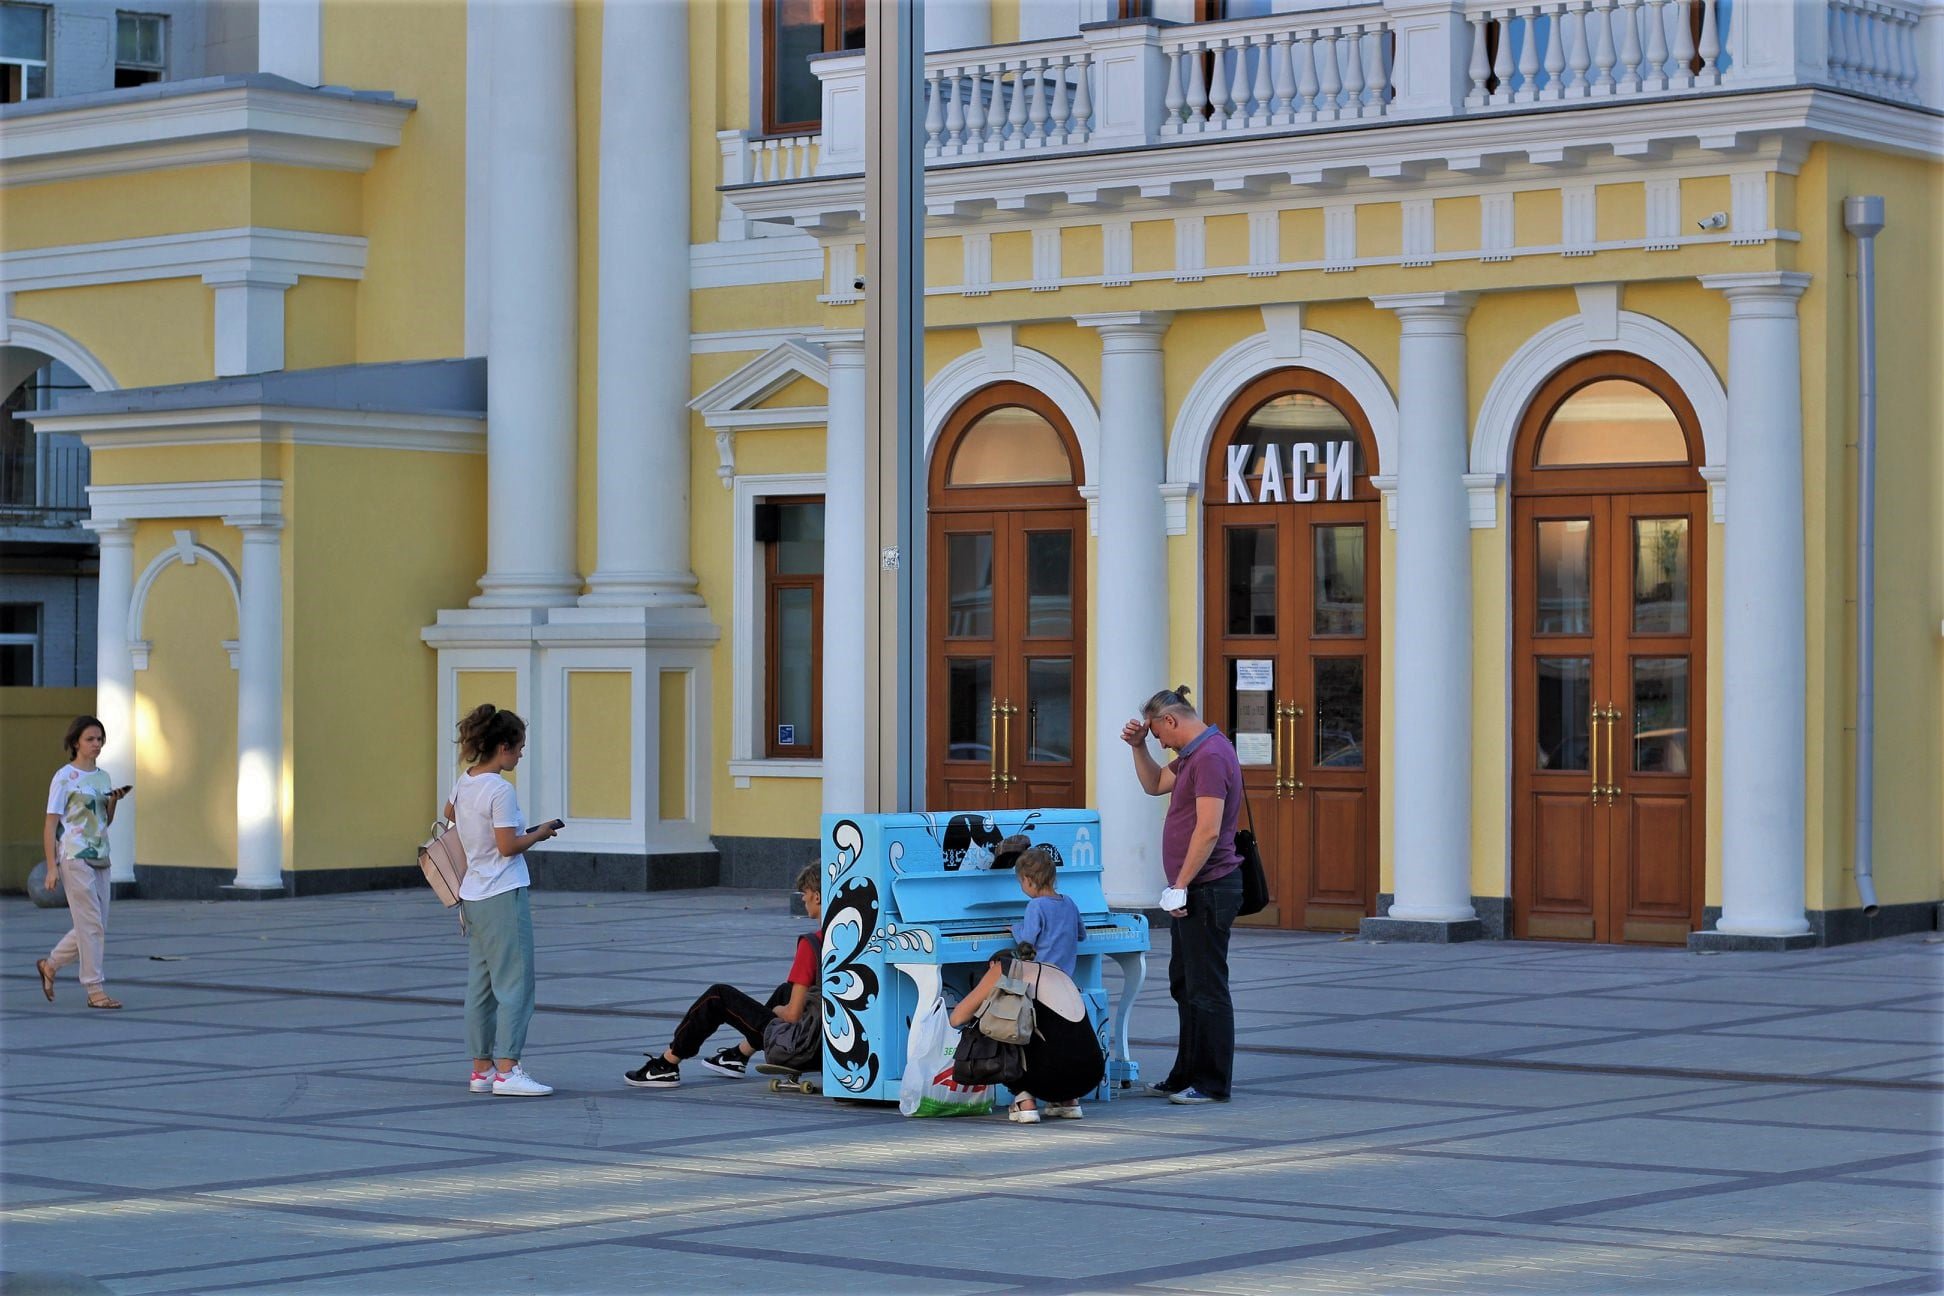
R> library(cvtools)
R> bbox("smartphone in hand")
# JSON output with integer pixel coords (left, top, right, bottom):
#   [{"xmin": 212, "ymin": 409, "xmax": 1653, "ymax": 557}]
[
  {"xmin": 110, "ymin": 785, "xmax": 133, "ymax": 799},
  {"xmin": 539, "ymin": 819, "xmax": 565, "ymax": 833}
]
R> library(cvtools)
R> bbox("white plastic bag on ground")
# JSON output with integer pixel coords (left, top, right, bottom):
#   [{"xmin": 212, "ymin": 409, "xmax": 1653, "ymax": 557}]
[{"xmin": 898, "ymin": 999, "xmax": 994, "ymax": 1118}]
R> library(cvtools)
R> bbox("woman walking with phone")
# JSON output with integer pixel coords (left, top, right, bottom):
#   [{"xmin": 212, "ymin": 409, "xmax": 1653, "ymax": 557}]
[
  {"xmin": 446, "ymin": 703, "xmax": 560, "ymax": 1096},
  {"xmin": 35, "ymin": 716, "xmax": 131, "ymax": 1009}
]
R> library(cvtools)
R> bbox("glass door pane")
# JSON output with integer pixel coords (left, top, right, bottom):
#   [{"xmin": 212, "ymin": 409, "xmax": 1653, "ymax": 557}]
[
  {"xmin": 1025, "ymin": 658, "xmax": 1072, "ymax": 763},
  {"xmin": 1632, "ymin": 518, "xmax": 1690, "ymax": 634},
  {"xmin": 1632, "ymin": 657, "xmax": 1690, "ymax": 774},
  {"xmin": 946, "ymin": 532, "xmax": 994, "ymax": 638},
  {"xmin": 1312, "ymin": 525, "xmax": 1365, "ymax": 636},
  {"xmin": 1225, "ymin": 526, "xmax": 1277, "ymax": 635},
  {"xmin": 947, "ymin": 659, "xmax": 993, "ymax": 763},
  {"xmin": 1312, "ymin": 658, "xmax": 1364, "ymax": 769},
  {"xmin": 1536, "ymin": 519, "xmax": 1593, "ymax": 634},
  {"xmin": 1023, "ymin": 530, "xmax": 1073, "ymax": 638},
  {"xmin": 1536, "ymin": 657, "xmax": 1593, "ymax": 771}
]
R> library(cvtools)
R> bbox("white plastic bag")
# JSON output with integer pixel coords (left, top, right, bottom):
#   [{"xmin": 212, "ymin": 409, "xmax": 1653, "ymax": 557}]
[{"xmin": 898, "ymin": 999, "xmax": 994, "ymax": 1118}]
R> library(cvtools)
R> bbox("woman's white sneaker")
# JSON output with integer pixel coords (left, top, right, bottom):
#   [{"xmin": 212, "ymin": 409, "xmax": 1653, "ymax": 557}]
[
  {"xmin": 468, "ymin": 1067, "xmax": 496, "ymax": 1093},
  {"xmin": 491, "ymin": 1065, "xmax": 553, "ymax": 1096}
]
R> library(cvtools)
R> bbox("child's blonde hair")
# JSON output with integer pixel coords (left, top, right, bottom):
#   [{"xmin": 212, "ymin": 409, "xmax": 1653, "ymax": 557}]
[{"xmin": 1014, "ymin": 845, "xmax": 1058, "ymax": 894}]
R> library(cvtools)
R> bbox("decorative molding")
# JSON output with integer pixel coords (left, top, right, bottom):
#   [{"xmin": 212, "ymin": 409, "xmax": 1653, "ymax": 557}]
[
  {"xmin": 128, "ymin": 529, "xmax": 243, "ymax": 671},
  {"xmin": 730, "ymin": 472, "xmax": 825, "ymax": 771},
  {"xmin": 0, "ymin": 227, "xmax": 366, "ymax": 294},
  {"xmin": 923, "ymin": 346, "xmax": 1100, "ymax": 487},
  {"xmin": 692, "ymin": 235, "xmax": 824, "ymax": 291},
  {"xmin": 1469, "ymin": 310, "xmax": 1728, "ymax": 522},
  {"xmin": 1644, "ymin": 178, "xmax": 1681, "ymax": 250},
  {"xmin": 1260, "ymin": 303, "xmax": 1305, "ymax": 359},
  {"xmin": 691, "ymin": 325, "xmax": 848, "ymax": 355},
  {"xmin": 1561, "ymin": 184, "xmax": 1596, "ymax": 256},
  {"xmin": 821, "ymin": 240, "xmax": 863, "ymax": 303},
  {"xmin": 1031, "ymin": 227, "xmax": 1061, "ymax": 290},
  {"xmin": 28, "ymin": 406, "xmax": 484, "ymax": 455},
  {"xmin": 1165, "ymin": 328, "xmax": 1399, "ymax": 487},
  {"xmin": 1574, "ymin": 283, "xmax": 1621, "ymax": 341},
  {"xmin": 689, "ymin": 339, "xmax": 831, "ymax": 423},
  {"xmin": 1076, "ymin": 483, "xmax": 1098, "ymax": 537},
  {"xmin": 1463, "ymin": 473, "xmax": 1502, "ymax": 529},
  {"xmin": 1401, "ymin": 199, "xmax": 1435, "ymax": 267},
  {"xmin": 961, "ymin": 232, "xmax": 992, "ymax": 297},
  {"xmin": 1173, "ymin": 215, "xmax": 1205, "ymax": 283},
  {"xmin": 86, "ymin": 478, "xmax": 284, "ymax": 526},
  {"xmin": 977, "ymin": 323, "xmax": 1016, "ymax": 376},
  {"xmin": 1729, "ymin": 170, "xmax": 1770, "ymax": 244},
  {"xmin": 1102, "ymin": 220, "xmax": 1132, "ymax": 286},
  {"xmin": 1368, "ymin": 473, "xmax": 1398, "ymax": 530},
  {"xmin": 0, "ymin": 78, "xmax": 412, "ymax": 187},
  {"xmin": 1697, "ymin": 463, "xmax": 1727, "ymax": 523},
  {"xmin": 1480, "ymin": 192, "xmax": 1514, "ymax": 261},
  {"xmin": 1323, "ymin": 203, "xmax": 1355, "ymax": 270},
  {"xmin": 1159, "ymin": 482, "xmax": 1196, "ymax": 536},
  {"xmin": 1246, "ymin": 210, "xmax": 1278, "ymax": 276},
  {"xmin": 0, "ymin": 316, "xmax": 117, "ymax": 389}
]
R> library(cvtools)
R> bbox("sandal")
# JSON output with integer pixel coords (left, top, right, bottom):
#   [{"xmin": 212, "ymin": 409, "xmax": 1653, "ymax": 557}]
[
  {"xmin": 35, "ymin": 959, "xmax": 54, "ymax": 1002},
  {"xmin": 86, "ymin": 993, "xmax": 122, "ymax": 1011},
  {"xmin": 1007, "ymin": 1099, "xmax": 1040, "ymax": 1124}
]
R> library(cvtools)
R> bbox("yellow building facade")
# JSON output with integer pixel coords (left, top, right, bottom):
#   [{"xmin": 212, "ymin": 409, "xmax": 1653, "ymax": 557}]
[{"xmin": 2, "ymin": 0, "xmax": 1938, "ymax": 948}]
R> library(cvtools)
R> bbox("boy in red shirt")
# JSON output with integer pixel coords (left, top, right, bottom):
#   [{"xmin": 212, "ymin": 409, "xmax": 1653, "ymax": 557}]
[{"xmin": 625, "ymin": 865, "xmax": 821, "ymax": 1088}]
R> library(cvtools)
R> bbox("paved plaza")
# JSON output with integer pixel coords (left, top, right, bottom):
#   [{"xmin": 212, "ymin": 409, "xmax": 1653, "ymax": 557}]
[{"xmin": 0, "ymin": 890, "xmax": 1939, "ymax": 1295}]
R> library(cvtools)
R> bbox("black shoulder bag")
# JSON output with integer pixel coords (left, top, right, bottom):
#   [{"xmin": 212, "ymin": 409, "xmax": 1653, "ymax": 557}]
[{"xmin": 1235, "ymin": 789, "xmax": 1269, "ymax": 917}]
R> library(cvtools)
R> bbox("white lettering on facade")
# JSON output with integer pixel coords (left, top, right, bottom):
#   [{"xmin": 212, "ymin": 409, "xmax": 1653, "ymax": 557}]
[
  {"xmin": 1325, "ymin": 439, "xmax": 1353, "ymax": 501},
  {"xmin": 1292, "ymin": 442, "xmax": 1318, "ymax": 501},
  {"xmin": 1226, "ymin": 444, "xmax": 1252, "ymax": 504},
  {"xmin": 1258, "ymin": 443, "xmax": 1286, "ymax": 502}
]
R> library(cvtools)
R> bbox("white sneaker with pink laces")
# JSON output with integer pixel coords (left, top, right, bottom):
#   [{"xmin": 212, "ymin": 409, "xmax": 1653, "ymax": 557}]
[{"xmin": 491, "ymin": 1065, "xmax": 553, "ymax": 1097}]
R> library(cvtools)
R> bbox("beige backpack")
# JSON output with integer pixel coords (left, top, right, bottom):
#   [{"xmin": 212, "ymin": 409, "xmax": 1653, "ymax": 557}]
[{"xmin": 417, "ymin": 819, "xmax": 468, "ymax": 907}]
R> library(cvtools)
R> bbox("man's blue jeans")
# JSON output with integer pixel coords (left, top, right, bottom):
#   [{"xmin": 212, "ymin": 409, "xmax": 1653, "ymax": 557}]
[{"xmin": 1164, "ymin": 870, "xmax": 1243, "ymax": 1099}]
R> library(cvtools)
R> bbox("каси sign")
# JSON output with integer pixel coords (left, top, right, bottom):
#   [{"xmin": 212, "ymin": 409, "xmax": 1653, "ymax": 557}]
[{"xmin": 1225, "ymin": 439, "xmax": 1356, "ymax": 504}]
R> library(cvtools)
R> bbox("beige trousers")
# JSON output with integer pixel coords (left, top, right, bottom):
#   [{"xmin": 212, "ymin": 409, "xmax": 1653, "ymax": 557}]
[{"xmin": 46, "ymin": 859, "xmax": 112, "ymax": 990}]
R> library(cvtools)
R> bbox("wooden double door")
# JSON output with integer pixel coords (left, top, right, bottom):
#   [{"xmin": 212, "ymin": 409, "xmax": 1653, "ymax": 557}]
[
  {"xmin": 1203, "ymin": 500, "xmax": 1380, "ymax": 931},
  {"xmin": 1512, "ymin": 491, "xmax": 1707, "ymax": 944}
]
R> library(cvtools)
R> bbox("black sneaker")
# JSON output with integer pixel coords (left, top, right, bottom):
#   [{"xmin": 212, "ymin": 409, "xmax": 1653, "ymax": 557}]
[
  {"xmin": 624, "ymin": 1054, "xmax": 681, "ymax": 1088},
  {"xmin": 700, "ymin": 1047, "xmax": 748, "ymax": 1078}
]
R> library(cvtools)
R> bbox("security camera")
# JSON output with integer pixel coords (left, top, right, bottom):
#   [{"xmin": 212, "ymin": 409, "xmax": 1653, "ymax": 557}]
[
  {"xmin": 852, "ymin": 276, "xmax": 867, "ymax": 291},
  {"xmin": 1696, "ymin": 211, "xmax": 1728, "ymax": 231}
]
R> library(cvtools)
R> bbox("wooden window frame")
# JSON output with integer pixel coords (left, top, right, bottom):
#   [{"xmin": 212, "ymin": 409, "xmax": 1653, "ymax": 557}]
[
  {"xmin": 761, "ymin": 0, "xmax": 864, "ymax": 137},
  {"xmin": 763, "ymin": 495, "xmax": 824, "ymax": 759},
  {"xmin": 1513, "ymin": 352, "xmax": 1703, "ymax": 498}
]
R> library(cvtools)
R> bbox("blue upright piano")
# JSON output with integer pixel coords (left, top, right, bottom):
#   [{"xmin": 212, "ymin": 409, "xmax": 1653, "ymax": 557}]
[{"xmin": 818, "ymin": 808, "xmax": 1150, "ymax": 1104}]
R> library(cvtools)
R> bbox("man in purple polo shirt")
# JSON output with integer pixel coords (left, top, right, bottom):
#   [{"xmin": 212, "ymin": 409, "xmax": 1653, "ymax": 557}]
[{"xmin": 1120, "ymin": 684, "xmax": 1243, "ymax": 1104}]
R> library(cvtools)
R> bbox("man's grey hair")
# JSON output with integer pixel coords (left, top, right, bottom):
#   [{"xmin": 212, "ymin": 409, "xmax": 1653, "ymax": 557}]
[{"xmin": 1140, "ymin": 685, "xmax": 1198, "ymax": 721}]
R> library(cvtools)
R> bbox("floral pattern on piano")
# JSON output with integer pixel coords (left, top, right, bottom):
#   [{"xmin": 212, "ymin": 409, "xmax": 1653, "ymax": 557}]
[{"xmin": 821, "ymin": 819, "xmax": 881, "ymax": 1095}]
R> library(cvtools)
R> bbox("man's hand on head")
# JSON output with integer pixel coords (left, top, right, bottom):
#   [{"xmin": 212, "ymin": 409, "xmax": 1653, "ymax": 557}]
[{"xmin": 1121, "ymin": 719, "xmax": 1150, "ymax": 748}]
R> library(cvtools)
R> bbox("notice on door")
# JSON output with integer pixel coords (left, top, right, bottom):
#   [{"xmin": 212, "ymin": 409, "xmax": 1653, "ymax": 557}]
[
  {"xmin": 1236, "ymin": 687, "xmax": 1272, "ymax": 766},
  {"xmin": 1236, "ymin": 731, "xmax": 1274, "ymax": 767},
  {"xmin": 1235, "ymin": 659, "xmax": 1273, "ymax": 691}
]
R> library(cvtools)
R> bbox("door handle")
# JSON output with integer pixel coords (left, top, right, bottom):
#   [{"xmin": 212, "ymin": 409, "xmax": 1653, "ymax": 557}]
[
  {"xmin": 999, "ymin": 698, "xmax": 1018, "ymax": 788},
  {"xmin": 989, "ymin": 695, "xmax": 1001, "ymax": 793},
  {"xmin": 1601, "ymin": 704, "xmax": 1620, "ymax": 805},
  {"xmin": 1274, "ymin": 702, "xmax": 1288, "ymax": 795},
  {"xmin": 1290, "ymin": 704, "xmax": 1305, "ymax": 792}
]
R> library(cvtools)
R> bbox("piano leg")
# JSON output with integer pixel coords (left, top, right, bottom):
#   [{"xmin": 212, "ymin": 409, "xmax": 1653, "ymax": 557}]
[{"xmin": 1107, "ymin": 951, "xmax": 1147, "ymax": 1088}]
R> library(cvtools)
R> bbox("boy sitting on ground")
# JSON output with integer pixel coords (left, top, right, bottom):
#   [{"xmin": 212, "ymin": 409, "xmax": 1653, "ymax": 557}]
[{"xmin": 625, "ymin": 865, "xmax": 822, "ymax": 1089}]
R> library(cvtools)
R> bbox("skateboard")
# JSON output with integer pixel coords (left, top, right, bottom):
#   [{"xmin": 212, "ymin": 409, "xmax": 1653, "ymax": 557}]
[{"xmin": 754, "ymin": 1062, "xmax": 821, "ymax": 1095}]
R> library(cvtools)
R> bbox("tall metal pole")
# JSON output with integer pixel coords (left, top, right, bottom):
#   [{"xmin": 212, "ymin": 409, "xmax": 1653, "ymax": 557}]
[{"xmin": 863, "ymin": 0, "xmax": 926, "ymax": 811}]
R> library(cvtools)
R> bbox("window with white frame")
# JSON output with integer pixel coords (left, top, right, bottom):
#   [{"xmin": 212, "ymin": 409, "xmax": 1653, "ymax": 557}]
[
  {"xmin": 761, "ymin": 496, "xmax": 824, "ymax": 758},
  {"xmin": 1, "ymin": 3, "xmax": 48, "ymax": 103},
  {"xmin": 116, "ymin": 11, "xmax": 166, "ymax": 88},
  {"xmin": 0, "ymin": 604, "xmax": 40, "ymax": 685}
]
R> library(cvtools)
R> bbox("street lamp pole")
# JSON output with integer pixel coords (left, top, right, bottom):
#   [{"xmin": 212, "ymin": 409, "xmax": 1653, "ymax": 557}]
[{"xmin": 863, "ymin": 0, "xmax": 926, "ymax": 812}]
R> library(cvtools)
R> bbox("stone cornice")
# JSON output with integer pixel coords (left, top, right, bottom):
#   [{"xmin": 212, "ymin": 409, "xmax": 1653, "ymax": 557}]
[
  {"xmin": 0, "ymin": 76, "xmax": 413, "ymax": 188},
  {"xmin": 27, "ymin": 405, "xmax": 485, "ymax": 455},
  {"xmin": 1, "ymin": 227, "xmax": 367, "ymax": 293}
]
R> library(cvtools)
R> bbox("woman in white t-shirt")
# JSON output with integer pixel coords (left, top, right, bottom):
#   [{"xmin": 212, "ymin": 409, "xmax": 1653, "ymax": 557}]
[
  {"xmin": 36, "ymin": 715, "xmax": 131, "ymax": 1009},
  {"xmin": 444, "ymin": 703, "xmax": 560, "ymax": 1097}
]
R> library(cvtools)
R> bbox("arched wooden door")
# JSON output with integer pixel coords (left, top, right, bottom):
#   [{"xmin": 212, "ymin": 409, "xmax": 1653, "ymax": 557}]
[
  {"xmin": 927, "ymin": 384, "xmax": 1087, "ymax": 811},
  {"xmin": 1511, "ymin": 354, "xmax": 1708, "ymax": 945},
  {"xmin": 1201, "ymin": 370, "xmax": 1382, "ymax": 931}
]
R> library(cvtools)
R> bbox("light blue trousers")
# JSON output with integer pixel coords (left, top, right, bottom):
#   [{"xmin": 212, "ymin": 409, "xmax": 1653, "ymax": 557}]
[{"xmin": 461, "ymin": 887, "xmax": 535, "ymax": 1062}]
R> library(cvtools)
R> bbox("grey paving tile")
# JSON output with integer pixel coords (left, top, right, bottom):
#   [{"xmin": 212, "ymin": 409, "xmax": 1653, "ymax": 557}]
[
  {"xmin": 1573, "ymin": 1177, "xmax": 1944, "ymax": 1254},
  {"xmin": 1412, "ymin": 1115, "xmax": 1937, "ymax": 1175},
  {"xmin": 4, "ymin": 1126, "xmax": 484, "ymax": 1192}
]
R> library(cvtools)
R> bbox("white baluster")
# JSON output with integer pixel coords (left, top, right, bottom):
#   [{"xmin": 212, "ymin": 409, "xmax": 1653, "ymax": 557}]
[
  {"xmin": 1162, "ymin": 44, "xmax": 1186, "ymax": 135},
  {"xmin": 1827, "ymin": 4, "xmax": 1850, "ymax": 88},
  {"xmin": 1467, "ymin": 14, "xmax": 1492, "ymax": 105},
  {"xmin": 1364, "ymin": 22, "xmax": 1390, "ymax": 114},
  {"xmin": 924, "ymin": 68, "xmax": 945, "ymax": 154},
  {"xmin": 1207, "ymin": 39, "xmax": 1233, "ymax": 128},
  {"xmin": 1897, "ymin": 9, "xmax": 1920, "ymax": 100},
  {"xmin": 944, "ymin": 69, "xmax": 966, "ymax": 154},
  {"xmin": 1696, "ymin": 0, "xmax": 1719, "ymax": 85},
  {"xmin": 1187, "ymin": 40, "xmax": 1211, "ymax": 130},
  {"xmin": 1591, "ymin": 0, "xmax": 1618, "ymax": 92},
  {"xmin": 1516, "ymin": 8, "xmax": 1541, "ymax": 101},
  {"xmin": 1272, "ymin": 30, "xmax": 1298, "ymax": 123},
  {"xmin": 1342, "ymin": 27, "xmax": 1367, "ymax": 116},
  {"xmin": 1047, "ymin": 53, "xmax": 1071, "ymax": 145},
  {"xmin": 1318, "ymin": 28, "xmax": 1344, "ymax": 118},
  {"xmin": 1869, "ymin": 7, "xmax": 1893, "ymax": 98},
  {"xmin": 964, "ymin": 65, "xmax": 988, "ymax": 152},
  {"xmin": 1491, "ymin": 12, "xmax": 1515, "ymax": 104},
  {"xmin": 1543, "ymin": 4, "xmax": 1567, "ymax": 99},
  {"xmin": 1296, "ymin": 31, "xmax": 1321, "ymax": 119},
  {"xmin": 1028, "ymin": 57, "xmax": 1049, "ymax": 144},
  {"xmin": 1615, "ymin": 0, "xmax": 1643, "ymax": 93},
  {"xmin": 1567, "ymin": 0, "xmax": 1593, "ymax": 95},
  {"xmin": 1069, "ymin": 52, "xmax": 1093, "ymax": 142},
  {"xmin": 1251, "ymin": 33, "xmax": 1275, "ymax": 127},
  {"xmin": 1670, "ymin": 0, "xmax": 1695, "ymax": 89},
  {"xmin": 1642, "ymin": 0, "xmax": 1669, "ymax": 91},
  {"xmin": 1006, "ymin": 62, "xmax": 1029, "ymax": 147}
]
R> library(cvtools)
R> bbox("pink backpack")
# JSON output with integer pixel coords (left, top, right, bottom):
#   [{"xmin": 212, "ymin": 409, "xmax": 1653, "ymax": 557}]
[{"xmin": 417, "ymin": 818, "xmax": 468, "ymax": 907}]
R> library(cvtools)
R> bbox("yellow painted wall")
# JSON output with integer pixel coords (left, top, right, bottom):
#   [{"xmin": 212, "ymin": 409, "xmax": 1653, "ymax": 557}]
[
  {"xmin": 322, "ymin": 0, "xmax": 468, "ymax": 363},
  {"xmin": 11, "ymin": 281, "xmax": 212, "ymax": 389},
  {"xmin": 568, "ymin": 671, "xmax": 633, "ymax": 820},
  {"xmin": 283, "ymin": 278, "xmax": 358, "ymax": 372},
  {"xmin": 0, "ymin": 688, "xmax": 95, "ymax": 891},
  {"xmin": 288, "ymin": 443, "xmax": 487, "ymax": 869},
  {"xmin": 131, "ymin": 523, "xmax": 240, "ymax": 871},
  {"xmin": 659, "ymin": 669, "xmax": 689, "ymax": 821}
]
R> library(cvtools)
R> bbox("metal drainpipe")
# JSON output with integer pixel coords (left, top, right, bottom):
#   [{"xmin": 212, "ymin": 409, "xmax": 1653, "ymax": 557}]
[{"xmin": 1844, "ymin": 195, "xmax": 1884, "ymax": 918}]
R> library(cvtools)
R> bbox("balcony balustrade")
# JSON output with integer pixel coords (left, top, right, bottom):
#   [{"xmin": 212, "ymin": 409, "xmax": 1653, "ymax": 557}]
[
  {"xmin": 718, "ymin": 0, "xmax": 1937, "ymax": 192},
  {"xmin": 0, "ymin": 437, "xmax": 89, "ymax": 530}
]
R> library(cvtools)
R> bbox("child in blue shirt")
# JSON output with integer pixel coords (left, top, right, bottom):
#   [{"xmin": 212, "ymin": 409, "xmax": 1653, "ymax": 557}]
[{"xmin": 1011, "ymin": 845, "xmax": 1083, "ymax": 976}]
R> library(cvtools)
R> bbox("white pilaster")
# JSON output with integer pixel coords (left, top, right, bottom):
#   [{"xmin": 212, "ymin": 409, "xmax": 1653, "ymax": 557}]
[
  {"xmin": 474, "ymin": 0, "xmax": 580, "ymax": 609},
  {"xmin": 205, "ymin": 270, "xmax": 295, "ymax": 377},
  {"xmin": 257, "ymin": 0, "xmax": 323, "ymax": 85},
  {"xmin": 1702, "ymin": 271, "xmax": 1813, "ymax": 939},
  {"xmin": 229, "ymin": 517, "xmax": 285, "ymax": 890},
  {"xmin": 85, "ymin": 520, "xmax": 137, "ymax": 884},
  {"xmin": 1375, "ymin": 292, "xmax": 1478, "ymax": 926},
  {"xmin": 581, "ymin": 0, "xmax": 701, "ymax": 610},
  {"xmin": 925, "ymin": 0, "xmax": 989, "ymax": 52},
  {"xmin": 821, "ymin": 333, "xmax": 870, "ymax": 814},
  {"xmin": 1078, "ymin": 312, "xmax": 1172, "ymax": 909}
]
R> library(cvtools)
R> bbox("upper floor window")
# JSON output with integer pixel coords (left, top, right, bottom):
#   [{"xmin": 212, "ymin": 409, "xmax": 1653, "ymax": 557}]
[
  {"xmin": 761, "ymin": 497, "xmax": 824, "ymax": 757},
  {"xmin": 116, "ymin": 11, "xmax": 166, "ymax": 88},
  {"xmin": 0, "ymin": 604, "xmax": 39, "ymax": 685},
  {"xmin": 765, "ymin": 0, "xmax": 864, "ymax": 135},
  {"xmin": 1, "ymin": 3, "xmax": 48, "ymax": 104}
]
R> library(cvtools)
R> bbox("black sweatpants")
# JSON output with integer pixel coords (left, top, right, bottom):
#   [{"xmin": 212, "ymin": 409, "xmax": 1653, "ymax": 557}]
[{"xmin": 668, "ymin": 982, "xmax": 792, "ymax": 1059}]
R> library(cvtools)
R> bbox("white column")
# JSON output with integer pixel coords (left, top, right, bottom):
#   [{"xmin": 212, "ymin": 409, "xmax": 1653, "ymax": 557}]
[
  {"xmin": 473, "ymin": 0, "xmax": 580, "ymax": 609},
  {"xmin": 1078, "ymin": 312, "xmax": 1173, "ymax": 909},
  {"xmin": 85, "ymin": 520, "xmax": 137, "ymax": 884},
  {"xmin": 1702, "ymin": 271, "xmax": 1813, "ymax": 938},
  {"xmin": 581, "ymin": 0, "xmax": 701, "ymax": 609},
  {"xmin": 230, "ymin": 518, "xmax": 285, "ymax": 890},
  {"xmin": 1375, "ymin": 292, "xmax": 1478, "ymax": 925},
  {"xmin": 821, "ymin": 333, "xmax": 870, "ymax": 814}
]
